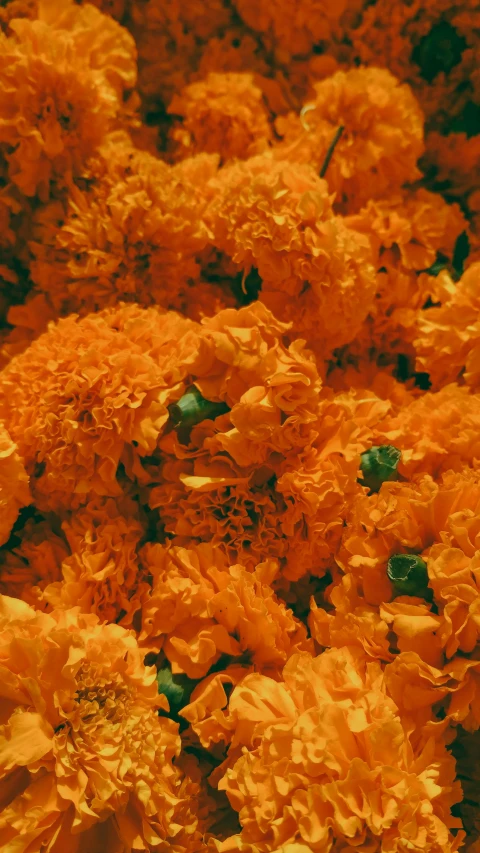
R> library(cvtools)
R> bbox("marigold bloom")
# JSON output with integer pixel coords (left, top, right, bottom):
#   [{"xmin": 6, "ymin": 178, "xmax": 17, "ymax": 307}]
[
  {"xmin": 207, "ymin": 156, "xmax": 376, "ymax": 357},
  {"xmin": 309, "ymin": 574, "xmax": 393, "ymax": 662},
  {"xmin": 374, "ymin": 384, "xmax": 480, "ymax": 478},
  {"xmin": 0, "ymin": 0, "xmax": 136, "ymax": 199},
  {"xmin": 0, "ymin": 597, "xmax": 203, "ymax": 852},
  {"xmin": 215, "ymin": 647, "xmax": 463, "ymax": 852},
  {"xmin": 315, "ymin": 466, "xmax": 480, "ymax": 685},
  {"xmin": 351, "ymin": 0, "xmax": 480, "ymax": 130},
  {"xmin": 345, "ymin": 189, "xmax": 466, "ymax": 277},
  {"xmin": 29, "ymin": 143, "xmax": 218, "ymax": 316},
  {"xmin": 0, "ymin": 515, "xmax": 66, "ymax": 605},
  {"xmin": 0, "ymin": 0, "xmax": 38, "ymax": 33},
  {"xmin": 168, "ymin": 73, "xmax": 272, "ymax": 162},
  {"xmin": 274, "ymin": 68, "xmax": 425, "ymax": 211},
  {"xmin": 146, "ymin": 305, "xmax": 376, "ymax": 579},
  {"xmin": 0, "ymin": 422, "xmax": 30, "ymax": 546},
  {"xmin": 43, "ymin": 495, "xmax": 150, "ymax": 627},
  {"xmin": 129, "ymin": 0, "xmax": 233, "ymax": 109},
  {"xmin": 138, "ymin": 543, "xmax": 312, "ymax": 678},
  {"xmin": 416, "ymin": 262, "xmax": 480, "ymax": 390},
  {"xmin": 0, "ymin": 303, "xmax": 202, "ymax": 510},
  {"xmin": 338, "ymin": 467, "xmax": 480, "ymax": 601},
  {"xmin": 233, "ymin": 0, "xmax": 349, "ymax": 58},
  {"xmin": 339, "ymin": 189, "xmax": 466, "ymax": 364},
  {"xmin": 196, "ymin": 29, "xmax": 271, "ymax": 91},
  {"xmin": 422, "ymin": 132, "xmax": 480, "ymax": 199}
]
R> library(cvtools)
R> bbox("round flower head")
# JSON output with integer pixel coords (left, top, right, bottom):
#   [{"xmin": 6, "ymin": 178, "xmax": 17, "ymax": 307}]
[
  {"xmin": 215, "ymin": 647, "xmax": 463, "ymax": 852},
  {"xmin": 0, "ymin": 514, "xmax": 67, "ymax": 605},
  {"xmin": 415, "ymin": 262, "xmax": 480, "ymax": 390},
  {"xmin": 207, "ymin": 155, "xmax": 376, "ymax": 358},
  {"xmin": 149, "ymin": 380, "xmax": 388, "ymax": 582},
  {"xmin": 317, "ymin": 465, "xmax": 480, "ymax": 695},
  {"xmin": 274, "ymin": 67, "xmax": 425, "ymax": 212},
  {"xmin": 130, "ymin": 0, "xmax": 233, "ymax": 109},
  {"xmin": 168, "ymin": 72, "xmax": 272, "ymax": 162},
  {"xmin": 196, "ymin": 28, "xmax": 271, "ymax": 87},
  {"xmin": 0, "ymin": 422, "xmax": 30, "ymax": 546},
  {"xmin": 43, "ymin": 495, "xmax": 150, "ymax": 627},
  {"xmin": 138, "ymin": 543, "xmax": 313, "ymax": 678},
  {"xmin": 29, "ymin": 142, "xmax": 218, "ymax": 316},
  {"xmin": 342, "ymin": 189, "xmax": 466, "ymax": 359},
  {"xmin": 0, "ymin": 303, "xmax": 203, "ymax": 510},
  {"xmin": 422, "ymin": 132, "xmax": 480, "ymax": 199},
  {"xmin": 233, "ymin": 0, "xmax": 349, "ymax": 58},
  {"xmin": 0, "ymin": 0, "xmax": 136, "ymax": 199},
  {"xmin": 345, "ymin": 190, "xmax": 466, "ymax": 279},
  {"xmin": 0, "ymin": 597, "xmax": 203, "ymax": 852},
  {"xmin": 141, "ymin": 303, "xmax": 372, "ymax": 580},
  {"xmin": 374, "ymin": 383, "xmax": 480, "ymax": 478},
  {"xmin": 351, "ymin": 0, "xmax": 480, "ymax": 130},
  {"xmin": 0, "ymin": 0, "xmax": 38, "ymax": 33}
]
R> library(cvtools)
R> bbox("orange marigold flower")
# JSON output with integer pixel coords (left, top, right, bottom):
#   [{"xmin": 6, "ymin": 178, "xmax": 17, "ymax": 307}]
[
  {"xmin": 0, "ymin": 0, "xmax": 136, "ymax": 199},
  {"xmin": 0, "ymin": 514, "xmax": 67, "ymax": 605},
  {"xmin": 317, "ymin": 466, "xmax": 480, "ymax": 679},
  {"xmin": 215, "ymin": 647, "xmax": 463, "ymax": 852},
  {"xmin": 194, "ymin": 302, "xmax": 322, "ymax": 457},
  {"xmin": 148, "ymin": 455, "xmax": 292, "ymax": 574},
  {"xmin": 422, "ymin": 132, "xmax": 480, "ymax": 199},
  {"xmin": 233, "ymin": 0, "xmax": 349, "ymax": 58},
  {"xmin": 374, "ymin": 384, "xmax": 480, "ymax": 478},
  {"xmin": 145, "ymin": 308, "xmax": 380, "ymax": 579},
  {"xmin": 168, "ymin": 72, "xmax": 272, "ymax": 163},
  {"xmin": 206, "ymin": 155, "xmax": 376, "ymax": 357},
  {"xmin": 138, "ymin": 543, "xmax": 312, "ymax": 678},
  {"xmin": 0, "ymin": 422, "xmax": 30, "ymax": 546},
  {"xmin": 426, "ymin": 543, "xmax": 480, "ymax": 658},
  {"xmin": 415, "ymin": 262, "xmax": 480, "ymax": 390},
  {"xmin": 180, "ymin": 664, "xmax": 252, "ymax": 754},
  {"xmin": 43, "ymin": 495, "xmax": 150, "ymax": 627},
  {"xmin": 0, "ymin": 303, "xmax": 202, "ymax": 510},
  {"xmin": 274, "ymin": 68, "xmax": 424, "ymax": 211},
  {"xmin": 29, "ymin": 143, "xmax": 218, "ymax": 316},
  {"xmin": 149, "ymin": 444, "xmax": 359, "ymax": 581},
  {"xmin": 309, "ymin": 574, "xmax": 393, "ymax": 662},
  {"xmin": 0, "ymin": 0, "xmax": 37, "ymax": 33},
  {"xmin": 0, "ymin": 292, "xmax": 57, "ymax": 369},
  {"xmin": 337, "ymin": 467, "xmax": 480, "ymax": 606},
  {"xmin": 0, "ymin": 597, "xmax": 203, "ymax": 851},
  {"xmin": 340, "ymin": 190, "xmax": 466, "ymax": 360},
  {"xmin": 345, "ymin": 190, "xmax": 466, "ymax": 278},
  {"xmin": 385, "ymin": 649, "xmax": 480, "ymax": 734},
  {"xmin": 130, "ymin": 0, "xmax": 233, "ymax": 109},
  {"xmin": 196, "ymin": 29, "xmax": 271, "ymax": 91},
  {"xmin": 351, "ymin": 0, "xmax": 480, "ymax": 130}
]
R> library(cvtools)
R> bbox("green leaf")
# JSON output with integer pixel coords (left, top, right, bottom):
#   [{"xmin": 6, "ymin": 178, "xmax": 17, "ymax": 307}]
[
  {"xmin": 387, "ymin": 554, "xmax": 429, "ymax": 597},
  {"xmin": 359, "ymin": 445, "xmax": 402, "ymax": 493}
]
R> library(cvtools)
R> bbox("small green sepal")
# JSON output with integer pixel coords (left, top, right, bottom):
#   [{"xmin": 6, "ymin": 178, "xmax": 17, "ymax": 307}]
[
  {"xmin": 387, "ymin": 553, "xmax": 429, "ymax": 597},
  {"xmin": 359, "ymin": 445, "xmax": 402, "ymax": 492},
  {"xmin": 168, "ymin": 386, "xmax": 230, "ymax": 430}
]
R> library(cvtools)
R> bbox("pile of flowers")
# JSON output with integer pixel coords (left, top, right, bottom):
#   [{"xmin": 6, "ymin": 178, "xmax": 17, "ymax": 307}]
[{"xmin": 0, "ymin": 0, "xmax": 480, "ymax": 850}]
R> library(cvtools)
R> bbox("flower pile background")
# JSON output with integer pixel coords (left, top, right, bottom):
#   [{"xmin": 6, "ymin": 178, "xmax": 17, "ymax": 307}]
[{"xmin": 0, "ymin": 0, "xmax": 480, "ymax": 850}]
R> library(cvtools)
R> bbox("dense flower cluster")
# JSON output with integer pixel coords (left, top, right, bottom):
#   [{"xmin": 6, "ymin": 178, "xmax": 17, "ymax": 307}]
[{"xmin": 0, "ymin": 0, "xmax": 479, "ymax": 850}]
